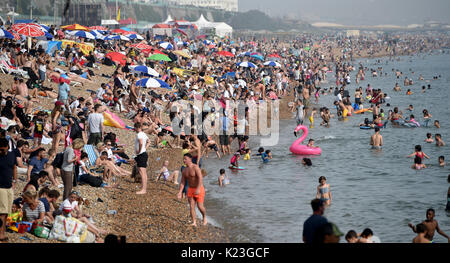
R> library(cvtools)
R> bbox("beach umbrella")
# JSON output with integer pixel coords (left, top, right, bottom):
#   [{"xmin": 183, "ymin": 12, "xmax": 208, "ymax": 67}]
[
  {"xmin": 217, "ymin": 51, "xmax": 234, "ymax": 57},
  {"xmin": 222, "ymin": 72, "xmax": 236, "ymax": 79},
  {"xmin": 176, "ymin": 41, "xmax": 188, "ymax": 46},
  {"xmin": 111, "ymin": 28, "xmax": 136, "ymax": 35},
  {"xmin": 267, "ymin": 53, "xmax": 281, "ymax": 59},
  {"xmin": 36, "ymin": 31, "xmax": 54, "ymax": 40},
  {"xmin": 237, "ymin": 62, "xmax": 257, "ymax": 69},
  {"xmin": 203, "ymin": 40, "xmax": 212, "ymax": 45},
  {"xmin": 238, "ymin": 51, "xmax": 251, "ymax": 57},
  {"xmin": 0, "ymin": 29, "xmax": 15, "ymax": 39},
  {"xmin": 264, "ymin": 61, "xmax": 281, "ymax": 67},
  {"xmin": 147, "ymin": 53, "xmax": 171, "ymax": 62},
  {"xmin": 130, "ymin": 42, "xmax": 152, "ymax": 50},
  {"xmin": 251, "ymin": 54, "xmax": 264, "ymax": 61},
  {"xmin": 304, "ymin": 46, "xmax": 311, "ymax": 51},
  {"xmin": 129, "ymin": 65, "xmax": 160, "ymax": 77},
  {"xmin": 104, "ymin": 35, "xmax": 130, "ymax": 41},
  {"xmin": 159, "ymin": 42, "xmax": 173, "ymax": 50},
  {"xmin": 136, "ymin": 78, "xmax": 169, "ymax": 88},
  {"xmin": 105, "ymin": 52, "xmax": 126, "ymax": 66},
  {"xmin": 12, "ymin": 23, "xmax": 45, "ymax": 37},
  {"xmin": 89, "ymin": 30, "xmax": 106, "ymax": 40},
  {"xmin": 89, "ymin": 26, "xmax": 108, "ymax": 31},
  {"xmin": 125, "ymin": 34, "xmax": 144, "ymax": 40},
  {"xmin": 142, "ymin": 48, "xmax": 165, "ymax": 56},
  {"xmin": 7, "ymin": 30, "xmax": 20, "ymax": 40},
  {"xmin": 68, "ymin": 30, "xmax": 96, "ymax": 40},
  {"xmin": 173, "ymin": 50, "xmax": 191, "ymax": 59},
  {"xmin": 39, "ymin": 24, "xmax": 50, "ymax": 32},
  {"xmin": 120, "ymin": 27, "xmax": 132, "ymax": 32},
  {"xmin": 61, "ymin": 24, "xmax": 90, "ymax": 31}
]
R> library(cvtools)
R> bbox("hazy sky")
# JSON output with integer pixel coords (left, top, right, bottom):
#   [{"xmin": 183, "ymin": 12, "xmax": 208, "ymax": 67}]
[{"xmin": 239, "ymin": 0, "xmax": 450, "ymax": 26}]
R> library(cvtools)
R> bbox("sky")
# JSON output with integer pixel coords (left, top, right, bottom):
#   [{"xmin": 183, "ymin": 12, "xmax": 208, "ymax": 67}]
[{"xmin": 238, "ymin": 0, "xmax": 450, "ymax": 26}]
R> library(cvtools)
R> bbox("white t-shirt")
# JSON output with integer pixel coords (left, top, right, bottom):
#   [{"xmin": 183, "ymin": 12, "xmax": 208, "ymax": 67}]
[
  {"xmin": 79, "ymin": 160, "xmax": 87, "ymax": 176},
  {"xmin": 135, "ymin": 131, "xmax": 148, "ymax": 155},
  {"xmin": 88, "ymin": 112, "xmax": 104, "ymax": 133}
]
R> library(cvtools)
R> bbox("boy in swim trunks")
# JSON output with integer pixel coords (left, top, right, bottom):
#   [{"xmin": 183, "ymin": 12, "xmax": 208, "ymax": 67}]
[
  {"xmin": 177, "ymin": 153, "xmax": 207, "ymax": 226},
  {"xmin": 370, "ymin": 127, "xmax": 383, "ymax": 149},
  {"xmin": 435, "ymin": 134, "xmax": 445, "ymax": 147}
]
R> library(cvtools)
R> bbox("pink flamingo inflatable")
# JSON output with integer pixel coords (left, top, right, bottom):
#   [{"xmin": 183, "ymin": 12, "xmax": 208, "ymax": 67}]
[{"xmin": 289, "ymin": 125, "xmax": 322, "ymax": 155}]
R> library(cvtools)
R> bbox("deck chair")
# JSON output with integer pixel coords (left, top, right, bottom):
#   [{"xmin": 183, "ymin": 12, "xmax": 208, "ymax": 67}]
[
  {"xmin": 0, "ymin": 59, "xmax": 29, "ymax": 78},
  {"xmin": 83, "ymin": 144, "xmax": 103, "ymax": 173}
]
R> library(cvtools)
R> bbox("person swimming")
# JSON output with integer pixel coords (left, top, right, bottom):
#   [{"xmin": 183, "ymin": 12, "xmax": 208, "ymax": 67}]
[
  {"xmin": 425, "ymin": 133, "xmax": 434, "ymax": 143},
  {"xmin": 412, "ymin": 156, "xmax": 426, "ymax": 170}
]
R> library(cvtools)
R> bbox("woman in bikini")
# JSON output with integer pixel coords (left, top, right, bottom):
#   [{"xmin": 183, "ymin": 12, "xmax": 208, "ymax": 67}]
[{"xmin": 316, "ymin": 176, "xmax": 332, "ymax": 206}]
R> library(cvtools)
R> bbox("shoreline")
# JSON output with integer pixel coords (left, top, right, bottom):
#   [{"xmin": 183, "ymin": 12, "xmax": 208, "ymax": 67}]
[{"xmin": 3, "ymin": 45, "xmax": 444, "ymax": 243}]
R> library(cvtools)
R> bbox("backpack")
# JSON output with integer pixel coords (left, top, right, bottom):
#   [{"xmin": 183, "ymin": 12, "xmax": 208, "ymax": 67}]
[
  {"xmin": 69, "ymin": 118, "xmax": 83, "ymax": 140},
  {"xmin": 52, "ymin": 152, "xmax": 64, "ymax": 168}
]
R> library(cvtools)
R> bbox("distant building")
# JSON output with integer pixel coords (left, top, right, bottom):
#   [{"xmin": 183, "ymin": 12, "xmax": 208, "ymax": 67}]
[{"xmin": 166, "ymin": 0, "xmax": 238, "ymax": 12}]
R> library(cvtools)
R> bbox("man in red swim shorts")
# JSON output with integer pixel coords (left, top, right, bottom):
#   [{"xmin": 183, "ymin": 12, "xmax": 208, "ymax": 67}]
[{"xmin": 177, "ymin": 153, "xmax": 207, "ymax": 227}]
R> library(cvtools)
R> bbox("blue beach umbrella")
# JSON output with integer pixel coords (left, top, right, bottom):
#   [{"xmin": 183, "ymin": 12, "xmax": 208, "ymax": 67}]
[
  {"xmin": 237, "ymin": 62, "xmax": 257, "ymax": 69},
  {"xmin": 251, "ymin": 54, "xmax": 264, "ymax": 61},
  {"xmin": 136, "ymin": 78, "xmax": 170, "ymax": 88},
  {"xmin": 90, "ymin": 30, "xmax": 106, "ymax": 40},
  {"xmin": 0, "ymin": 29, "xmax": 15, "ymax": 39},
  {"xmin": 39, "ymin": 24, "xmax": 50, "ymax": 32},
  {"xmin": 104, "ymin": 35, "xmax": 130, "ymax": 41},
  {"xmin": 238, "ymin": 51, "xmax": 251, "ymax": 57},
  {"xmin": 263, "ymin": 61, "xmax": 281, "ymax": 67},
  {"xmin": 125, "ymin": 34, "xmax": 144, "ymax": 40},
  {"xmin": 129, "ymin": 65, "xmax": 160, "ymax": 77},
  {"xmin": 159, "ymin": 42, "xmax": 173, "ymax": 50},
  {"xmin": 68, "ymin": 30, "xmax": 96, "ymax": 40}
]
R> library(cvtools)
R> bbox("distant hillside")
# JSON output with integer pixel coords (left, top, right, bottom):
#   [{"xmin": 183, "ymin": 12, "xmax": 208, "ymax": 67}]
[{"xmin": 229, "ymin": 10, "xmax": 289, "ymax": 31}]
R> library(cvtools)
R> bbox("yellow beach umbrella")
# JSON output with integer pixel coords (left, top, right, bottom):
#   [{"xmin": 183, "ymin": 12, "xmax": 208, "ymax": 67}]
[
  {"xmin": 173, "ymin": 50, "xmax": 191, "ymax": 59},
  {"xmin": 61, "ymin": 24, "xmax": 90, "ymax": 31}
]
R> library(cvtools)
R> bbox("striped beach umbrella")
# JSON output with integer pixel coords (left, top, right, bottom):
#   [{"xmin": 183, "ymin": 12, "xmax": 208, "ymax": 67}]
[
  {"xmin": 129, "ymin": 65, "xmax": 160, "ymax": 77},
  {"xmin": 130, "ymin": 42, "xmax": 152, "ymax": 50},
  {"xmin": 136, "ymin": 78, "xmax": 170, "ymax": 88},
  {"xmin": 125, "ymin": 34, "xmax": 144, "ymax": 40},
  {"xmin": 12, "ymin": 23, "xmax": 45, "ymax": 37},
  {"xmin": 159, "ymin": 42, "xmax": 173, "ymax": 50},
  {"xmin": 104, "ymin": 35, "xmax": 130, "ymax": 41},
  {"xmin": 0, "ymin": 29, "xmax": 15, "ymax": 39},
  {"xmin": 263, "ymin": 61, "xmax": 281, "ymax": 67},
  {"xmin": 237, "ymin": 62, "xmax": 257, "ymax": 68},
  {"xmin": 68, "ymin": 30, "xmax": 96, "ymax": 40}
]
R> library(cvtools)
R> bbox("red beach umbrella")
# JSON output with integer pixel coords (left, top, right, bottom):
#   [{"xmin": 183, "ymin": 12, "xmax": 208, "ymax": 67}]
[
  {"xmin": 105, "ymin": 52, "xmax": 126, "ymax": 66},
  {"xmin": 131, "ymin": 42, "xmax": 153, "ymax": 50},
  {"xmin": 217, "ymin": 51, "xmax": 234, "ymax": 57},
  {"xmin": 12, "ymin": 23, "xmax": 45, "ymax": 37}
]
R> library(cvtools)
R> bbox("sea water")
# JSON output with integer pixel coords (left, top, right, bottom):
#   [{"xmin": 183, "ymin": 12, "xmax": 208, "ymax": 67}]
[{"xmin": 202, "ymin": 52, "xmax": 450, "ymax": 243}]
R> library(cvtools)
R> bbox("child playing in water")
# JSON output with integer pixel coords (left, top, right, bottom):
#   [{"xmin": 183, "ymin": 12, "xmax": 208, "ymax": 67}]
[
  {"xmin": 230, "ymin": 152, "xmax": 240, "ymax": 167},
  {"xmin": 412, "ymin": 156, "xmax": 426, "ymax": 170},
  {"xmin": 316, "ymin": 176, "xmax": 332, "ymax": 206},
  {"xmin": 155, "ymin": 160, "xmax": 179, "ymax": 184},
  {"xmin": 261, "ymin": 150, "xmax": 271, "ymax": 163},
  {"xmin": 438, "ymin": 156, "xmax": 446, "ymax": 167},
  {"xmin": 218, "ymin": 168, "xmax": 230, "ymax": 187},
  {"xmin": 302, "ymin": 158, "xmax": 312, "ymax": 166},
  {"xmin": 435, "ymin": 134, "xmax": 445, "ymax": 146},
  {"xmin": 425, "ymin": 133, "xmax": 434, "ymax": 143},
  {"xmin": 255, "ymin": 147, "xmax": 264, "ymax": 156},
  {"xmin": 309, "ymin": 108, "xmax": 317, "ymax": 128},
  {"xmin": 307, "ymin": 139, "xmax": 319, "ymax": 148},
  {"xmin": 407, "ymin": 145, "xmax": 430, "ymax": 160},
  {"xmin": 434, "ymin": 120, "xmax": 440, "ymax": 128}
]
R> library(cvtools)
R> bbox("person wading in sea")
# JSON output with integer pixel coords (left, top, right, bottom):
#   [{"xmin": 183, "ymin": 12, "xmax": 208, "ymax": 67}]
[{"xmin": 370, "ymin": 127, "xmax": 383, "ymax": 150}]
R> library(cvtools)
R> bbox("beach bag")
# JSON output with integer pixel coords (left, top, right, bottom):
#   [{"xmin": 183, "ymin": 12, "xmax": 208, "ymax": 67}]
[
  {"xmin": 49, "ymin": 215, "xmax": 88, "ymax": 243},
  {"xmin": 32, "ymin": 220, "xmax": 50, "ymax": 239}
]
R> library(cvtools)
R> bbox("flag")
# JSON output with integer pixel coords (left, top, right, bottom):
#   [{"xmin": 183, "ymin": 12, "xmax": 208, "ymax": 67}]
[{"xmin": 117, "ymin": 8, "xmax": 120, "ymax": 22}]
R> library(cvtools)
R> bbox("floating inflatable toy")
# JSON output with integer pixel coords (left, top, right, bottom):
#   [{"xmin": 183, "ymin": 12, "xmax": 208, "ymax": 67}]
[
  {"xmin": 103, "ymin": 110, "xmax": 126, "ymax": 129},
  {"xmin": 229, "ymin": 165, "xmax": 245, "ymax": 170},
  {"xmin": 354, "ymin": 108, "xmax": 372, "ymax": 114},
  {"xmin": 289, "ymin": 125, "xmax": 322, "ymax": 155}
]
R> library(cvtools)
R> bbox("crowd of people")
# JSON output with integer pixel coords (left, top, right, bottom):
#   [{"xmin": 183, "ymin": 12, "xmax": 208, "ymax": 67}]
[{"xmin": 0, "ymin": 20, "xmax": 448, "ymax": 243}]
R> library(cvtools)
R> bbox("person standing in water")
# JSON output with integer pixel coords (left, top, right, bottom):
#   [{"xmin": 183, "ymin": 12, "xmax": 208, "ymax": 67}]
[
  {"xmin": 177, "ymin": 153, "xmax": 207, "ymax": 227},
  {"xmin": 370, "ymin": 127, "xmax": 383, "ymax": 149},
  {"xmin": 408, "ymin": 208, "xmax": 450, "ymax": 242},
  {"xmin": 446, "ymin": 175, "xmax": 450, "ymax": 212},
  {"xmin": 316, "ymin": 176, "xmax": 332, "ymax": 206}
]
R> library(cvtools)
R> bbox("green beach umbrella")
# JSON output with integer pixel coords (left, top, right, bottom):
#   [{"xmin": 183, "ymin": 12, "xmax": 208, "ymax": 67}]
[
  {"xmin": 304, "ymin": 46, "xmax": 311, "ymax": 51},
  {"xmin": 147, "ymin": 53, "xmax": 172, "ymax": 62}
]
